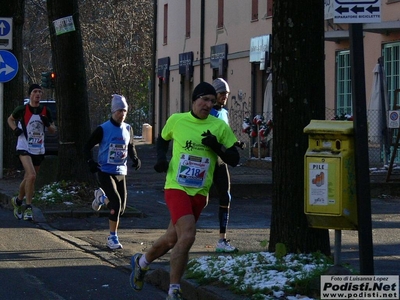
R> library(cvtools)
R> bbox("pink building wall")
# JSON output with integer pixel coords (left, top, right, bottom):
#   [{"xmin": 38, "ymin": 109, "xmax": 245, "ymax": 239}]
[{"xmin": 154, "ymin": 0, "xmax": 400, "ymax": 148}]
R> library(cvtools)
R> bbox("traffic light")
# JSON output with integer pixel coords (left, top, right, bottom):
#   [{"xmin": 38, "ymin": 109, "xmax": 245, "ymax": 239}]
[
  {"xmin": 40, "ymin": 71, "xmax": 56, "ymax": 89},
  {"xmin": 50, "ymin": 72, "xmax": 55, "ymax": 88},
  {"xmin": 41, "ymin": 72, "xmax": 51, "ymax": 89}
]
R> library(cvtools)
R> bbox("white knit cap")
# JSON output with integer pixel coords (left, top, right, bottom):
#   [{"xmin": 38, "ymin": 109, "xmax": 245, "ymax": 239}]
[
  {"xmin": 212, "ymin": 78, "xmax": 230, "ymax": 94},
  {"xmin": 111, "ymin": 94, "xmax": 128, "ymax": 113}
]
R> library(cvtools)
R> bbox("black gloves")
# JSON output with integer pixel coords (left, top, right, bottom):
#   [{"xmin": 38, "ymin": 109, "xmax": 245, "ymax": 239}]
[
  {"xmin": 154, "ymin": 134, "xmax": 170, "ymax": 173},
  {"xmin": 235, "ymin": 141, "xmax": 246, "ymax": 150},
  {"xmin": 154, "ymin": 159, "xmax": 169, "ymax": 173},
  {"xmin": 87, "ymin": 159, "xmax": 100, "ymax": 173},
  {"xmin": 14, "ymin": 127, "xmax": 23, "ymax": 137},
  {"xmin": 201, "ymin": 130, "xmax": 240, "ymax": 167},
  {"xmin": 132, "ymin": 157, "xmax": 141, "ymax": 170},
  {"xmin": 40, "ymin": 115, "xmax": 51, "ymax": 127},
  {"xmin": 201, "ymin": 130, "xmax": 223, "ymax": 153}
]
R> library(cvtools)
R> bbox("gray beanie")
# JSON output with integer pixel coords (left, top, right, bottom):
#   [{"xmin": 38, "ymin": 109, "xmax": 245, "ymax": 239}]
[
  {"xmin": 111, "ymin": 94, "xmax": 128, "ymax": 113},
  {"xmin": 212, "ymin": 78, "xmax": 230, "ymax": 94}
]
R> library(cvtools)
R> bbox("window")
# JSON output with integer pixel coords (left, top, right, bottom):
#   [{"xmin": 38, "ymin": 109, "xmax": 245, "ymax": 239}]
[
  {"xmin": 336, "ymin": 50, "xmax": 352, "ymax": 115},
  {"xmin": 383, "ymin": 42, "xmax": 400, "ymax": 108},
  {"xmin": 252, "ymin": 0, "xmax": 258, "ymax": 21},
  {"xmin": 163, "ymin": 4, "xmax": 168, "ymax": 44},
  {"xmin": 267, "ymin": 0, "xmax": 273, "ymax": 17},
  {"xmin": 186, "ymin": 0, "xmax": 191, "ymax": 38},
  {"xmin": 218, "ymin": 0, "xmax": 224, "ymax": 29}
]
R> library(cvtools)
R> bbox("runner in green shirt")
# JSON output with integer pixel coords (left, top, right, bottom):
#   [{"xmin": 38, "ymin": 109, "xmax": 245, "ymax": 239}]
[{"xmin": 129, "ymin": 82, "xmax": 240, "ymax": 300}]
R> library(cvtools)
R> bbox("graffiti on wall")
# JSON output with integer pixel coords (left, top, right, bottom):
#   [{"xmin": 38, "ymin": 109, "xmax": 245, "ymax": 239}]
[{"xmin": 229, "ymin": 89, "xmax": 252, "ymax": 145}]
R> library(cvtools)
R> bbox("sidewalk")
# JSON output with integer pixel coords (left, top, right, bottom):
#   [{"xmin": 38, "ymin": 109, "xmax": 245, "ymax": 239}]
[{"xmin": 1, "ymin": 142, "xmax": 400, "ymax": 299}]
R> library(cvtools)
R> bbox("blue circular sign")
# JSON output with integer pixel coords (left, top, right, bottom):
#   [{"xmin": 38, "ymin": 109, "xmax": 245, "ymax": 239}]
[
  {"xmin": 0, "ymin": 19, "xmax": 11, "ymax": 36},
  {"xmin": 390, "ymin": 111, "xmax": 399, "ymax": 121},
  {"xmin": 0, "ymin": 50, "xmax": 19, "ymax": 82}
]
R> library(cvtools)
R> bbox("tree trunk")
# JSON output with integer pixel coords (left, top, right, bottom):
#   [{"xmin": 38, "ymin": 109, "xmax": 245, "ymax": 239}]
[
  {"xmin": 268, "ymin": 0, "xmax": 331, "ymax": 255},
  {"xmin": 46, "ymin": 0, "xmax": 94, "ymax": 184},
  {"xmin": 1, "ymin": 0, "xmax": 25, "ymax": 171}
]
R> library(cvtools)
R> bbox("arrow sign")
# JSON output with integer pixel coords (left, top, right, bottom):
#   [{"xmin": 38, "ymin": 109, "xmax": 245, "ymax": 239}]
[
  {"xmin": 336, "ymin": 6, "xmax": 349, "ymax": 14},
  {"xmin": 0, "ymin": 50, "xmax": 18, "ymax": 82},
  {"xmin": 366, "ymin": 5, "xmax": 379, "ymax": 13},
  {"xmin": 334, "ymin": 0, "xmax": 381, "ymax": 23},
  {"xmin": 0, "ymin": 20, "xmax": 10, "ymax": 36},
  {"xmin": 351, "ymin": 5, "xmax": 364, "ymax": 13},
  {"xmin": 0, "ymin": 62, "xmax": 14, "ymax": 75},
  {"xmin": 336, "ymin": 0, "xmax": 378, "ymax": 3},
  {"xmin": 0, "ymin": 22, "xmax": 6, "ymax": 36},
  {"xmin": 0, "ymin": 17, "xmax": 13, "ymax": 50}
]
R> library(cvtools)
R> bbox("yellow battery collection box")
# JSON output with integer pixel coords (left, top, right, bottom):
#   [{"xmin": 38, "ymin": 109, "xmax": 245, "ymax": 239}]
[{"xmin": 304, "ymin": 120, "xmax": 357, "ymax": 230}]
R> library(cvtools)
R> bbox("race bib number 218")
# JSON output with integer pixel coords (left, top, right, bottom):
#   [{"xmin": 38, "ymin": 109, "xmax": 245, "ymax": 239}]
[{"xmin": 176, "ymin": 154, "xmax": 210, "ymax": 188}]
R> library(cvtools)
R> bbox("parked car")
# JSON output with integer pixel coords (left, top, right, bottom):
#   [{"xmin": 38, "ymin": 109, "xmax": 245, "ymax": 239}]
[{"xmin": 24, "ymin": 99, "xmax": 58, "ymax": 155}]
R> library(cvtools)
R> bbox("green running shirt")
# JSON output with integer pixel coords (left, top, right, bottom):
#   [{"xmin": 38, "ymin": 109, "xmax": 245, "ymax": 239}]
[{"xmin": 161, "ymin": 112, "xmax": 237, "ymax": 196}]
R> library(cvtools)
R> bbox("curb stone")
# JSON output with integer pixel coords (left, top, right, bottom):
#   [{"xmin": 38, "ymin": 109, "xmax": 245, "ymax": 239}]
[
  {"xmin": 40, "ymin": 206, "xmax": 144, "ymax": 219},
  {"xmin": 145, "ymin": 265, "xmax": 251, "ymax": 300}
]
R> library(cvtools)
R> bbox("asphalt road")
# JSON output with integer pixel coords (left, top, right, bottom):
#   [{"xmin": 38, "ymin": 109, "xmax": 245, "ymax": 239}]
[
  {"xmin": 0, "ymin": 208, "xmax": 168, "ymax": 300},
  {"xmin": 1, "ymin": 142, "xmax": 399, "ymax": 299}
]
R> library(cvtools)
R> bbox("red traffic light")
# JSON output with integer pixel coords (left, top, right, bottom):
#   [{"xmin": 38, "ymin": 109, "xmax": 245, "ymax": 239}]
[
  {"xmin": 50, "ymin": 72, "xmax": 55, "ymax": 88},
  {"xmin": 41, "ymin": 71, "xmax": 55, "ymax": 89}
]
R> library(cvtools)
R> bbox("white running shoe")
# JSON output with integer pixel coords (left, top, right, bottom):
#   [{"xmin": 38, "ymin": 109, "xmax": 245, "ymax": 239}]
[
  {"xmin": 130, "ymin": 253, "xmax": 149, "ymax": 291},
  {"xmin": 23, "ymin": 207, "xmax": 33, "ymax": 221},
  {"xmin": 107, "ymin": 235, "xmax": 123, "ymax": 249},
  {"xmin": 216, "ymin": 239, "xmax": 238, "ymax": 253},
  {"xmin": 11, "ymin": 197, "xmax": 23, "ymax": 220},
  {"xmin": 166, "ymin": 289, "xmax": 183, "ymax": 299},
  {"xmin": 92, "ymin": 188, "xmax": 105, "ymax": 211}
]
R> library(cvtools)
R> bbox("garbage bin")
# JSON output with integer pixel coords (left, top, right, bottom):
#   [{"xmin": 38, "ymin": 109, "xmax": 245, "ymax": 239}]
[
  {"xmin": 303, "ymin": 120, "xmax": 357, "ymax": 230},
  {"xmin": 142, "ymin": 123, "xmax": 152, "ymax": 144}
]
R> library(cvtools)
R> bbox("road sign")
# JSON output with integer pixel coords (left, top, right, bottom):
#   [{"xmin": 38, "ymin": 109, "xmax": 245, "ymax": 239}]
[
  {"xmin": 53, "ymin": 16, "xmax": 76, "ymax": 36},
  {"xmin": 0, "ymin": 17, "xmax": 13, "ymax": 50},
  {"xmin": 0, "ymin": 50, "xmax": 18, "ymax": 82},
  {"xmin": 388, "ymin": 111, "xmax": 400, "ymax": 129},
  {"xmin": 334, "ymin": 0, "xmax": 381, "ymax": 24}
]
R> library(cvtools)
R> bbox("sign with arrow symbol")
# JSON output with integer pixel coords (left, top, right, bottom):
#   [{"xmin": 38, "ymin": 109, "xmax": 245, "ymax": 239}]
[
  {"xmin": 0, "ymin": 17, "xmax": 13, "ymax": 50},
  {"xmin": 0, "ymin": 50, "xmax": 18, "ymax": 83},
  {"xmin": 334, "ymin": 0, "xmax": 381, "ymax": 24}
]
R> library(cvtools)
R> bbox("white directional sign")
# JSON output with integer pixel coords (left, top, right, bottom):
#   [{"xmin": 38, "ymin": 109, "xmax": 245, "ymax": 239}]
[
  {"xmin": 0, "ymin": 18, "xmax": 13, "ymax": 50},
  {"xmin": 334, "ymin": 0, "xmax": 381, "ymax": 24}
]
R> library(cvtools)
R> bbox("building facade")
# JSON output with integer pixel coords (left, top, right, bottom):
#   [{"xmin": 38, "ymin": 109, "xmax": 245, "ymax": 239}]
[{"xmin": 152, "ymin": 0, "xmax": 400, "ymax": 163}]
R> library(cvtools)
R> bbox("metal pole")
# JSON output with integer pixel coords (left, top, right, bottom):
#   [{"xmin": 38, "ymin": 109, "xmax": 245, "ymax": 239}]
[
  {"xmin": 349, "ymin": 23, "xmax": 374, "ymax": 275},
  {"xmin": 0, "ymin": 83, "xmax": 3, "ymax": 179},
  {"xmin": 200, "ymin": 0, "xmax": 205, "ymax": 82},
  {"xmin": 378, "ymin": 58, "xmax": 390, "ymax": 165},
  {"xmin": 334, "ymin": 230, "xmax": 341, "ymax": 265}
]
